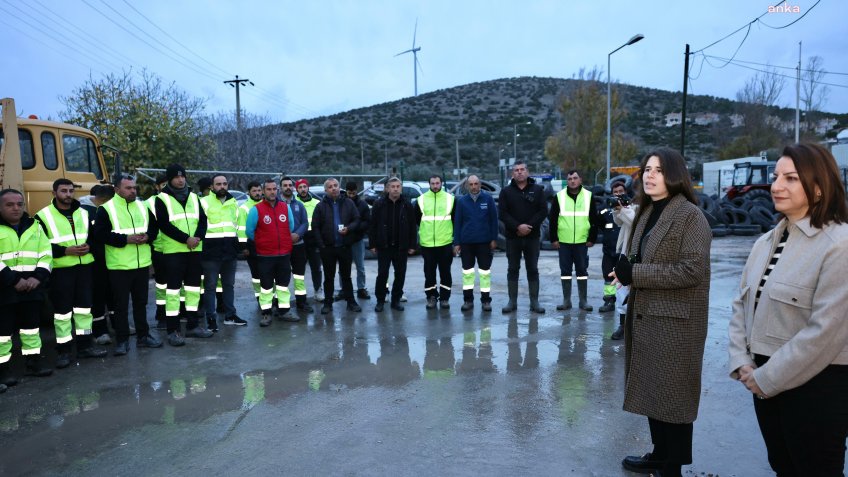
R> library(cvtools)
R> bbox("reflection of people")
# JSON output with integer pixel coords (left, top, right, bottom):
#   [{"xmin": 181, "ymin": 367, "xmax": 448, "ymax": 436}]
[
  {"xmin": 610, "ymin": 148, "xmax": 711, "ymax": 477},
  {"xmin": 728, "ymin": 143, "xmax": 848, "ymax": 475},
  {"xmin": 549, "ymin": 169, "xmax": 599, "ymax": 312}
]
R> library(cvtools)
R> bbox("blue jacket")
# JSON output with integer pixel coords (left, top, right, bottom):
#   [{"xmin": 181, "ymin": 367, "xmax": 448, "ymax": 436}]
[
  {"xmin": 453, "ymin": 192, "xmax": 499, "ymax": 245},
  {"xmin": 283, "ymin": 197, "xmax": 309, "ymax": 245}
]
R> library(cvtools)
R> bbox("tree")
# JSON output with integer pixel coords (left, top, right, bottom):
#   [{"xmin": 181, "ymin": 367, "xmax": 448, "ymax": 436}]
[
  {"xmin": 719, "ymin": 67, "xmax": 786, "ymax": 159},
  {"xmin": 801, "ymin": 55, "xmax": 830, "ymax": 132},
  {"xmin": 544, "ymin": 67, "xmax": 636, "ymax": 178},
  {"xmin": 60, "ymin": 70, "xmax": 214, "ymax": 175}
]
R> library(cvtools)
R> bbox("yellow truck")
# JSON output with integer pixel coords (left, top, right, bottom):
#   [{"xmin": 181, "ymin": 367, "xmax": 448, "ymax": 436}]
[{"xmin": 1, "ymin": 97, "xmax": 110, "ymax": 213}]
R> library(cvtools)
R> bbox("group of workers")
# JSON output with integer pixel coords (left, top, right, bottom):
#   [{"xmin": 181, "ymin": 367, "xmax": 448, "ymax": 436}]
[{"xmin": 0, "ymin": 160, "xmax": 629, "ymax": 394}]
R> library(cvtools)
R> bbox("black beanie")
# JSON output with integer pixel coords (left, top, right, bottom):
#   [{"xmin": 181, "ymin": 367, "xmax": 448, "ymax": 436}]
[{"xmin": 166, "ymin": 164, "xmax": 186, "ymax": 182}]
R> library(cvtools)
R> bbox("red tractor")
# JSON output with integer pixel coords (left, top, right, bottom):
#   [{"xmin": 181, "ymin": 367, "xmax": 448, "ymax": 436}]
[{"xmin": 724, "ymin": 161, "xmax": 776, "ymax": 200}]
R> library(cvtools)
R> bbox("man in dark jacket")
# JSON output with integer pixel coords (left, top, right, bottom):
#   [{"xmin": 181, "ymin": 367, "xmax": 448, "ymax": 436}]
[
  {"xmin": 0, "ymin": 189, "xmax": 54, "ymax": 388},
  {"xmin": 453, "ymin": 175, "xmax": 499, "ymax": 312},
  {"xmin": 200, "ymin": 174, "xmax": 245, "ymax": 330},
  {"xmin": 498, "ymin": 161, "xmax": 548, "ymax": 314},
  {"xmin": 280, "ymin": 177, "xmax": 311, "ymax": 313},
  {"xmin": 368, "ymin": 177, "xmax": 416, "ymax": 312},
  {"xmin": 312, "ymin": 178, "xmax": 361, "ymax": 315}
]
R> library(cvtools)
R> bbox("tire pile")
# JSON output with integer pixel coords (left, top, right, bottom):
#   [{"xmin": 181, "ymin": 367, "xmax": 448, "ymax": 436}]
[{"xmin": 697, "ymin": 190, "xmax": 776, "ymax": 237}]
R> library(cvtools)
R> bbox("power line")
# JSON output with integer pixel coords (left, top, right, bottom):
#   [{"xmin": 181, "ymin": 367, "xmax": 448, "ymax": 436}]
[
  {"xmin": 704, "ymin": 54, "xmax": 848, "ymax": 76},
  {"xmin": 710, "ymin": 57, "xmax": 848, "ymax": 90}
]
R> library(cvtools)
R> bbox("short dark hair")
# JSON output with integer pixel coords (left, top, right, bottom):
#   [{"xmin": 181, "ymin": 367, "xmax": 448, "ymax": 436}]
[
  {"xmin": 211, "ymin": 174, "xmax": 228, "ymax": 183},
  {"xmin": 345, "ymin": 181, "xmax": 359, "ymax": 191},
  {"xmin": 0, "ymin": 188, "xmax": 23, "ymax": 200},
  {"xmin": 429, "ymin": 175, "xmax": 442, "ymax": 182},
  {"xmin": 92, "ymin": 185, "xmax": 114, "ymax": 200},
  {"xmin": 565, "ymin": 169, "xmax": 580, "ymax": 178},
  {"xmin": 263, "ymin": 178, "xmax": 277, "ymax": 187},
  {"xmin": 780, "ymin": 143, "xmax": 848, "ymax": 228},
  {"xmin": 280, "ymin": 176, "xmax": 294, "ymax": 185},
  {"xmin": 247, "ymin": 181, "xmax": 261, "ymax": 190},
  {"xmin": 611, "ymin": 181, "xmax": 626, "ymax": 191},
  {"xmin": 53, "ymin": 178, "xmax": 74, "ymax": 191}
]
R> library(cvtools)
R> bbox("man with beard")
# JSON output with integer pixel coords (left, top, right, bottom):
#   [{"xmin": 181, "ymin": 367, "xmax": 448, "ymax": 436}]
[
  {"xmin": 295, "ymin": 179, "xmax": 324, "ymax": 303},
  {"xmin": 237, "ymin": 181, "xmax": 263, "ymax": 305},
  {"xmin": 200, "ymin": 174, "xmax": 246, "ymax": 329},
  {"xmin": 37, "ymin": 179, "xmax": 108, "ymax": 368},
  {"xmin": 415, "ymin": 175, "xmax": 455, "ymax": 310},
  {"xmin": 155, "ymin": 164, "xmax": 212, "ymax": 346},
  {"xmin": 280, "ymin": 177, "xmax": 311, "ymax": 314}
]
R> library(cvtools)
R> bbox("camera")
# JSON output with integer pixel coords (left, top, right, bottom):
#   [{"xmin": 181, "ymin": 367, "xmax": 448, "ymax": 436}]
[{"xmin": 606, "ymin": 194, "xmax": 630, "ymax": 208}]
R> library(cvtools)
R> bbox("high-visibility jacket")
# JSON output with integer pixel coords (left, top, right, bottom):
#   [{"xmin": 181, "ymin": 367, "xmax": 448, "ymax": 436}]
[
  {"xmin": 146, "ymin": 195, "xmax": 165, "ymax": 252},
  {"xmin": 237, "ymin": 197, "xmax": 261, "ymax": 244},
  {"xmin": 36, "ymin": 201, "xmax": 94, "ymax": 268},
  {"xmin": 156, "ymin": 192, "xmax": 203, "ymax": 254},
  {"xmin": 103, "ymin": 195, "xmax": 152, "ymax": 270},
  {"xmin": 555, "ymin": 188, "xmax": 592, "ymax": 244},
  {"xmin": 0, "ymin": 215, "xmax": 52, "ymax": 304},
  {"xmin": 200, "ymin": 195, "xmax": 238, "ymax": 239},
  {"xmin": 296, "ymin": 194, "xmax": 318, "ymax": 232},
  {"xmin": 418, "ymin": 190, "xmax": 454, "ymax": 247}
]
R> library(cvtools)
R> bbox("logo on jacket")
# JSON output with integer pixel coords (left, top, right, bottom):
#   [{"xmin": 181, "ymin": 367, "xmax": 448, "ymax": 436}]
[
  {"xmin": 263, "ymin": 215, "xmax": 272, "ymax": 224},
  {"xmin": 279, "ymin": 214, "xmax": 287, "ymax": 222}
]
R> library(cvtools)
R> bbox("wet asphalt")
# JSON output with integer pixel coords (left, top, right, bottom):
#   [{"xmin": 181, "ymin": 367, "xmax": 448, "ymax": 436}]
[{"xmin": 0, "ymin": 235, "xmax": 841, "ymax": 476}]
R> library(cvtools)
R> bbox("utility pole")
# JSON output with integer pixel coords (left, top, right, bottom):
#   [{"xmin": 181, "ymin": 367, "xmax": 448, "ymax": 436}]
[
  {"xmin": 680, "ymin": 44, "xmax": 690, "ymax": 156},
  {"xmin": 361, "ymin": 141, "xmax": 364, "ymax": 173},
  {"xmin": 795, "ymin": 41, "xmax": 801, "ymax": 143},
  {"xmin": 224, "ymin": 75, "xmax": 254, "ymax": 134}
]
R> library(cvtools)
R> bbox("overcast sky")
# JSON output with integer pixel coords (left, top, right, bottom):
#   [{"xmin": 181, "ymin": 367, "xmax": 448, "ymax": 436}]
[{"xmin": 1, "ymin": 0, "xmax": 845, "ymax": 124}]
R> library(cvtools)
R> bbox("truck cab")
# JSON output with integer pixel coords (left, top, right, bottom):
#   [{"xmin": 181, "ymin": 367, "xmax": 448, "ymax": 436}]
[
  {"xmin": 1, "ymin": 98, "xmax": 108, "ymax": 213},
  {"xmin": 725, "ymin": 161, "xmax": 776, "ymax": 200}
]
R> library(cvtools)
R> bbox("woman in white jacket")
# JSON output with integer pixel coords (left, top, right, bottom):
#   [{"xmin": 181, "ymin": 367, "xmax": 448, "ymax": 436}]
[
  {"xmin": 728, "ymin": 143, "xmax": 848, "ymax": 475},
  {"xmin": 610, "ymin": 180, "xmax": 637, "ymax": 340}
]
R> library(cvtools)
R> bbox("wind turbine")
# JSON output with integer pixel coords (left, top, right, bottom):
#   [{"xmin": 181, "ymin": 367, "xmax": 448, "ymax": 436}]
[{"xmin": 395, "ymin": 19, "xmax": 422, "ymax": 96}]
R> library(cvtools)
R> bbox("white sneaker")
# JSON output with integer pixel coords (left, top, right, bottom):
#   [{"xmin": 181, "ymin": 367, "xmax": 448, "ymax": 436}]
[
  {"xmin": 313, "ymin": 288, "xmax": 325, "ymax": 303},
  {"xmin": 400, "ymin": 293, "xmax": 408, "ymax": 302}
]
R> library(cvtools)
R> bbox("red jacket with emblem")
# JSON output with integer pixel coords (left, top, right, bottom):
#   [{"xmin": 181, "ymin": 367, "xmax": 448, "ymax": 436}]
[{"xmin": 251, "ymin": 199, "xmax": 293, "ymax": 256}]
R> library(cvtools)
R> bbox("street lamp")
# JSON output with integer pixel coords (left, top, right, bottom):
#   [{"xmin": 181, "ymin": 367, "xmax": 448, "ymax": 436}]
[
  {"xmin": 606, "ymin": 34, "xmax": 644, "ymax": 184},
  {"xmin": 513, "ymin": 121, "xmax": 531, "ymax": 163}
]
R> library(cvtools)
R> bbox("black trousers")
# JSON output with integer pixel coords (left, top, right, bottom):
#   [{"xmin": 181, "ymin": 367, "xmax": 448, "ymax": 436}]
[
  {"xmin": 421, "ymin": 244, "xmax": 453, "ymax": 300},
  {"xmin": 257, "ymin": 255, "xmax": 291, "ymax": 310},
  {"xmin": 320, "ymin": 246, "xmax": 353, "ymax": 305},
  {"xmin": 49, "ymin": 264, "xmax": 94, "ymax": 350},
  {"xmin": 291, "ymin": 244, "xmax": 307, "ymax": 304},
  {"xmin": 108, "ymin": 268, "xmax": 151, "ymax": 343},
  {"xmin": 91, "ymin": 260, "xmax": 114, "ymax": 336},
  {"xmin": 505, "ymin": 236, "xmax": 540, "ymax": 282},
  {"xmin": 753, "ymin": 354, "xmax": 848, "ymax": 476},
  {"xmin": 305, "ymin": 243, "xmax": 323, "ymax": 291},
  {"xmin": 375, "ymin": 247, "xmax": 408, "ymax": 304},
  {"xmin": 164, "ymin": 252, "xmax": 202, "ymax": 332},
  {"xmin": 0, "ymin": 300, "xmax": 42, "ymax": 352},
  {"xmin": 459, "ymin": 242, "xmax": 493, "ymax": 302},
  {"xmin": 648, "ymin": 416, "xmax": 693, "ymax": 473},
  {"xmin": 152, "ymin": 250, "xmax": 167, "ymax": 323}
]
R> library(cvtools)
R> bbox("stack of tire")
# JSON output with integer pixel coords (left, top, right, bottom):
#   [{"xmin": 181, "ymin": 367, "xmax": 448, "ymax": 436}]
[{"xmin": 697, "ymin": 190, "xmax": 777, "ymax": 237}]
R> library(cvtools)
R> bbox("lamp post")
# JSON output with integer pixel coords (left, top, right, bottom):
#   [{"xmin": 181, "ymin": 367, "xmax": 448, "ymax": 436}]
[
  {"xmin": 513, "ymin": 121, "xmax": 531, "ymax": 163},
  {"xmin": 606, "ymin": 34, "xmax": 644, "ymax": 184}
]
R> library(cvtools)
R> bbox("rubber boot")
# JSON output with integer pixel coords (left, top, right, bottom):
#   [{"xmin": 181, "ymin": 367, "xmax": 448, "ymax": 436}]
[
  {"xmin": 501, "ymin": 281, "xmax": 518, "ymax": 314},
  {"xmin": 556, "ymin": 280, "xmax": 572, "ymax": 311},
  {"xmin": 611, "ymin": 314, "xmax": 625, "ymax": 340},
  {"xmin": 529, "ymin": 281, "xmax": 545, "ymax": 314},
  {"xmin": 25, "ymin": 355, "xmax": 53, "ymax": 377},
  {"xmin": 577, "ymin": 280, "xmax": 593, "ymax": 311},
  {"xmin": 0, "ymin": 363, "xmax": 18, "ymax": 387},
  {"xmin": 599, "ymin": 295, "xmax": 616, "ymax": 312}
]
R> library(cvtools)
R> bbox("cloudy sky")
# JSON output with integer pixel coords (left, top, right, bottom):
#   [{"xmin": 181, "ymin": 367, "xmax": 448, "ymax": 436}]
[{"xmin": 1, "ymin": 0, "xmax": 845, "ymax": 124}]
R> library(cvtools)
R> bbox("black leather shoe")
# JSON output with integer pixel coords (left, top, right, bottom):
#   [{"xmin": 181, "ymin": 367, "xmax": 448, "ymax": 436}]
[
  {"xmin": 320, "ymin": 304, "xmax": 332, "ymax": 315},
  {"xmin": 357, "ymin": 289, "xmax": 371, "ymax": 300},
  {"xmin": 0, "ymin": 368, "xmax": 18, "ymax": 387},
  {"xmin": 55, "ymin": 353, "xmax": 73, "ymax": 369},
  {"xmin": 374, "ymin": 302, "xmax": 384, "ymax": 312},
  {"xmin": 136, "ymin": 334, "xmax": 163, "ymax": 348},
  {"xmin": 79, "ymin": 346, "xmax": 109, "ymax": 358},
  {"xmin": 622, "ymin": 453, "xmax": 665, "ymax": 474},
  {"xmin": 347, "ymin": 302, "xmax": 362, "ymax": 312},
  {"xmin": 390, "ymin": 303, "xmax": 404, "ymax": 311},
  {"xmin": 113, "ymin": 341, "xmax": 130, "ymax": 356},
  {"xmin": 25, "ymin": 356, "xmax": 53, "ymax": 377}
]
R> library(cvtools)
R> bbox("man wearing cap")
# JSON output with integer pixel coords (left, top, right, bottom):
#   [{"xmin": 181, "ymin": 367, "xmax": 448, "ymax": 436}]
[
  {"xmin": 200, "ymin": 174, "xmax": 246, "ymax": 329},
  {"xmin": 415, "ymin": 175, "xmax": 455, "ymax": 310},
  {"xmin": 311, "ymin": 178, "xmax": 361, "ymax": 315},
  {"xmin": 280, "ymin": 177, "xmax": 312, "ymax": 314},
  {"xmin": 245, "ymin": 179, "xmax": 296, "ymax": 326},
  {"xmin": 36, "ymin": 179, "xmax": 108, "ymax": 368},
  {"xmin": 92, "ymin": 175, "xmax": 163, "ymax": 355},
  {"xmin": 0, "ymin": 188, "xmax": 54, "ymax": 387},
  {"xmin": 295, "ymin": 179, "xmax": 324, "ymax": 302},
  {"xmin": 237, "ymin": 181, "xmax": 263, "ymax": 307},
  {"xmin": 155, "ymin": 164, "xmax": 212, "ymax": 346}
]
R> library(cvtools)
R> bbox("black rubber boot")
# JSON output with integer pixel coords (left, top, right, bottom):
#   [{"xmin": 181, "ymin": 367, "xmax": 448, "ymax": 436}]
[
  {"xmin": 577, "ymin": 280, "xmax": 593, "ymax": 311},
  {"xmin": 611, "ymin": 314, "xmax": 625, "ymax": 340},
  {"xmin": 599, "ymin": 295, "xmax": 616, "ymax": 312},
  {"xmin": 556, "ymin": 280, "xmax": 572, "ymax": 311},
  {"xmin": 529, "ymin": 281, "xmax": 545, "ymax": 314},
  {"xmin": 501, "ymin": 281, "xmax": 518, "ymax": 313}
]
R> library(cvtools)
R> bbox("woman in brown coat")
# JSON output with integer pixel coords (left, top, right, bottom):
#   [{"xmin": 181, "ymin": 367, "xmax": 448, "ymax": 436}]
[{"xmin": 610, "ymin": 148, "xmax": 712, "ymax": 477}]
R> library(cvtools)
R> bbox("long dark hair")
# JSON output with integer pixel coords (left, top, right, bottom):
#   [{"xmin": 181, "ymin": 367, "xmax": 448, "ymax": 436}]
[
  {"xmin": 779, "ymin": 143, "xmax": 848, "ymax": 228},
  {"xmin": 632, "ymin": 148, "xmax": 697, "ymax": 227}
]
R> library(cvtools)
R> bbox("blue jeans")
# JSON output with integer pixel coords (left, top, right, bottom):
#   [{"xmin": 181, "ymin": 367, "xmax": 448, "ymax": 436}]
[
  {"xmin": 201, "ymin": 259, "xmax": 237, "ymax": 319},
  {"xmin": 339, "ymin": 239, "xmax": 366, "ymax": 290}
]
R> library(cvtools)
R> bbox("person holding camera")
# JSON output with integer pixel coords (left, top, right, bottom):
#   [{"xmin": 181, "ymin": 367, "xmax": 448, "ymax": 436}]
[
  {"xmin": 597, "ymin": 182, "xmax": 629, "ymax": 314},
  {"xmin": 610, "ymin": 181, "xmax": 637, "ymax": 340}
]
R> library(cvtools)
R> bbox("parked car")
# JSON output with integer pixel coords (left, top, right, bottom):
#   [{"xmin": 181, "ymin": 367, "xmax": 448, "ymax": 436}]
[{"xmin": 228, "ymin": 190, "xmax": 248, "ymax": 206}]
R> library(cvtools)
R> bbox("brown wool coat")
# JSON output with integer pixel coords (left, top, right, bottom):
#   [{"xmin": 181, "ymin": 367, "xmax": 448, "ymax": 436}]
[{"xmin": 623, "ymin": 193, "xmax": 712, "ymax": 424}]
